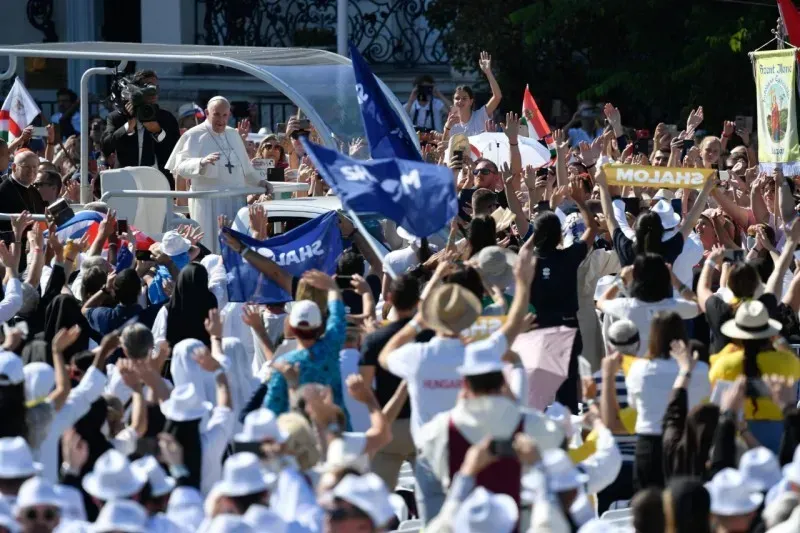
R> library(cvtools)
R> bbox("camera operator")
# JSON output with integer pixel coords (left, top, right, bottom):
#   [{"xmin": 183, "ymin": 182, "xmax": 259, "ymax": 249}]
[
  {"xmin": 101, "ymin": 70, "xmax": 180, "ymax": 188},
  {"xmin": 404, "ymin": 74, "xmax": 450, "ymax": 132}
]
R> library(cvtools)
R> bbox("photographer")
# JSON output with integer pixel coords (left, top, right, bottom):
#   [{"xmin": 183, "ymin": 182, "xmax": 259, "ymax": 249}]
[
  {"xmin": 101, "ymin": 70, "xmax": 179, "ymax": 188},
  {"xmin": 404, "ymin": 74, "xmax": 450, "ymax": 132}
]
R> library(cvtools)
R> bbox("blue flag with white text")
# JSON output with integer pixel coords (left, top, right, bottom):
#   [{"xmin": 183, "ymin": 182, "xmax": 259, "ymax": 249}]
[
  {"xmin": 350, "ymin": 43, "xmax": 421, "ymax": 161},
  {"xmin": 302, "ymin": 139, "xmax": 457, "ymax": 238},
  {"xmin": 219, "ymin": 212, "xmax": 343, "ymax": 304}
]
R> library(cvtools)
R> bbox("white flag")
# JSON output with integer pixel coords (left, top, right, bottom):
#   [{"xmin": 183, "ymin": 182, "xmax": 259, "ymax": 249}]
[{"xmin": 0, "ymin": 77, "xmax": 41, "ymax": 142}]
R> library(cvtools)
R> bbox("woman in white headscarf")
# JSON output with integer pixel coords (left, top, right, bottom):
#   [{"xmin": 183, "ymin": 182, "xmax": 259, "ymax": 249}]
[
  {"xmin": 220, "ymin": 338, "xmax": 258, "ymax": 430},
  {"xmin": 170, "ymin": 339, "xmax": 217, "ymax": 406}
]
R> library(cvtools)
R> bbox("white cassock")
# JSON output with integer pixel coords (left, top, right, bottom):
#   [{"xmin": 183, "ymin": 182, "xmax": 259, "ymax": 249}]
[{"xmin": 165, "ymin": 122, "xmax": 262, "ymax": 252}]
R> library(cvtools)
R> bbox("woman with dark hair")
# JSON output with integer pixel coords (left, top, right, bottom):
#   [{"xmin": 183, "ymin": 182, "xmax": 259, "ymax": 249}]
[
  {"xmin": 662, "ymin": 477, "xmax": 712, "ymax": 533},
  {"xmin": 529, "ymin": 183, "xmax": 597, "ymax": 412},
  {"xmin": 626, "ymin": 312, "xmax": 711, "ymax": 490},
  {"xmin": 595, "ymin": 166, "xmax": 714, "ymax": 267},
  {"xmin": 465, "ymin": 215, "xmax": 496, "ymax": 258},
  {"xmin": 597, "ymin": 254, "xmax": 700, "ymax": 356},
  {"xmin": 152, "ymin": 263, "xmax": 218, "ymax": 350},
  {"xmin": 444, "ymin": 51, "xmax": 501, "ymax": 137},
  {"xmin": 709, "ymin": 300, "xmax": 800, "ymax": 453},
  {"xmin": 43, "ymin": 295, "xmax": 102, "ymax": 363}
]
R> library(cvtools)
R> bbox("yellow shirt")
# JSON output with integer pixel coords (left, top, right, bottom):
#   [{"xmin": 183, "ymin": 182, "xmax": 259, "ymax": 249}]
[{"xmin": 709, "ymin": 343, "xmax": 800, "ymax": 420}]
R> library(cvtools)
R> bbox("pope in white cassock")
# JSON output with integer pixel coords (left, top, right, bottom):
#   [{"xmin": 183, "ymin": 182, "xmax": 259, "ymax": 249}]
[{"xmin": 165, "ymin": 96, "xmax": 270, "ymax": 252}]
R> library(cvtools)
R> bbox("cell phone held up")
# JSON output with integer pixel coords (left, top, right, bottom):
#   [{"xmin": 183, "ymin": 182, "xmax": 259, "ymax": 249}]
[
  {"xmin": 723, "ymin": 249, "xmax": 744, "ymax": 263},
  {"xmin": 489, "ymin": 439, "xmax": 516, "ymax": 458},
  {"xmin": 117, "ymin": 219, "xmax": 129, "ymax": 235}
]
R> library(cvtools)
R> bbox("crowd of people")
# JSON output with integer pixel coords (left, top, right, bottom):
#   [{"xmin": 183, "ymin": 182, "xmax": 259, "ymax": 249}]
[{"xmin": 0, "ymin": 49, "xmax": 798, "ymax": 533}]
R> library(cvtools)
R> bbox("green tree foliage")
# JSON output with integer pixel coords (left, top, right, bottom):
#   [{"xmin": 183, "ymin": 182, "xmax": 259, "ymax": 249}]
[{"xmin": 426, "ymin": 0, "xmax": 775, "ymax": 126}]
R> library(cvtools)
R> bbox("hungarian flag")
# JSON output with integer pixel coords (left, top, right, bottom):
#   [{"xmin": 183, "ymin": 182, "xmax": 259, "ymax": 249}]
[
  {"xmin": 0, "ymin": 78, "xmax": 40, "ymax": 142},
  {"xmin": 778, "ymin": 0, "xmax": 800, "ymax": 47},
  {"xmin": 521, "ymin": 85, "xmax": 556, "ymax": 160}
]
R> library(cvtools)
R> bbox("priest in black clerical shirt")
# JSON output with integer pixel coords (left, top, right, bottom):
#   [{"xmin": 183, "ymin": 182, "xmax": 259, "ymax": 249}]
[{"xmin": 0, "ymin": 150, "xmax": 46, "ymax": 243}]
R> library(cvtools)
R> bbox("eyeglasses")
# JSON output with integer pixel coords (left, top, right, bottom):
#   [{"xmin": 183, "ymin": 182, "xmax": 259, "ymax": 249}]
[
  {"xmin": 32, "ymin": 181, "xmax": 55, "ymax": 189},
  {"xmin": 23, "ymin": 507, "xmax": 58, "ymax": 522},
  {"xmin": 473, "ymin": 168, "xmax": 494, "ymax": 176}
]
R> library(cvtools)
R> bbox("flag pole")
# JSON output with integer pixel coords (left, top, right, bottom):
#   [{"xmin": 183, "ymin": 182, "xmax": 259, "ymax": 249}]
[{"xmin": 346, "ymin": 208, "xmax": 397, "ymax": 280}]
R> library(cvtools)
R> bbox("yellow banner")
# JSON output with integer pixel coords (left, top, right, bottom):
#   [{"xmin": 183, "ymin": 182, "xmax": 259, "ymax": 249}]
[
  {"xmin": 602, "ymin": 164, "xmax": 715, "ymax": 190},
  {"xmin": 753, "ymin": 49, "xmax": 800, "ymax": 171}
]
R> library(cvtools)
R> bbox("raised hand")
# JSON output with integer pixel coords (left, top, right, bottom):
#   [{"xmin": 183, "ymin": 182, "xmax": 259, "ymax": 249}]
[
  {"xmin": 201, "ymin": 152, "xmax": 220, "ymax": 167},
  {"xmin": 686, "ymin": 106, "xmax": 704, "ymax": 135},
  {"xmin": 346, "ymin": 374, "xmax": 374, "ymax": 404},
  {"xmin": 52, "ymin": 325, "xmax": 82, "ymax": 354},
  {"xmin": 62, "ymin": 180, "xmax": 80, "ymax": 203},
  {"xmin": 192, "ymin": 345, "xmax": 221, "ymax": 372},
  {"xmin": 568, "ymin": 179, "xmax": 587, "ymax": 204},
  {"xmin": 204, "ymin": 308, "xmax": 223, "ymax": 338},
  {"xmin": 504, "ymin": 111, "xmax": 520, "ymax": 143},
  {"xmin": 248, "ymin": 204, "xmax": 269, "ymax": 240},
  {"xmin": 349, "ymin": 273, "xmax": 371, "ymax": 296},
  {"xmin": 241, "ymin": 305, "xmax": 266, "ymax": 331},
  {"xmin": 478, "ymin": 51, "xmax": 492, "ymax": 74},
  {"xmin": 552, "ymin": 129, "xmax": 569, "ymax": 153},
  {"xmin": 237, "ymin": 118, "xmax": 251, "ymax": 139},
  {"xmin": 11, "ymin": 211, "xmax": 33, "ymax": 242},
  {"xmin": 274, "ymin": 361, "xmax": 301, "ymax": 389},
  {"xmin": 603, "ymin": 103, "xmax": 622, "ymax": 131},
  {"xmin": 99, "ymin": 210, "xmax": 117, "ymax": 238},
  {"xmin": 62, "ymin": 428, "xmax": 89, "ymax": 472},
  {"xmin": 349, "ymin": 137, "xmax": 366, "ymax": 157},
  {"xmin": 722, "ymin": 120, "xmax": 735, "ymax": 138},
  {"xmin": 301, "ymin": 269, "xmax": 337, "ymax": 291},
  {"xmin": 669, "ymin": 339, "xmax": 696, "ymax": 373},
  {"xmin": 445, "ymin": 106, "xmax": 459, "ymax": 130}
]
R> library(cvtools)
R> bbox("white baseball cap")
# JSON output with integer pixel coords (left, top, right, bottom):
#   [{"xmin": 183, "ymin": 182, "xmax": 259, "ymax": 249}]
[{"xmin": 288, "ymin": 300, "xmax": 322, "ymax": 329}]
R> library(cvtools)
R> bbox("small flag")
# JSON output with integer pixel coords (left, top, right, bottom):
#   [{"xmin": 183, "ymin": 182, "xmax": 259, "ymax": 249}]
[
  {"xmin": 521, "ymin": 85, "xmax": 556, "ymax": 159},
  {"xmin": 778, "ymin": 0, "xmax": 800, "ymax": 47},
  {"xmin": 0, "ymin": 78, "xmax": 41, "ymax": 142}
]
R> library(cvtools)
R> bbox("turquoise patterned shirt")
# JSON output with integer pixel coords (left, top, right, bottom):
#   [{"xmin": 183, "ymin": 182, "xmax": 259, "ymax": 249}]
[{"xmin": 264, "ymin": 299, "xmax": 349, "ymax": 424}]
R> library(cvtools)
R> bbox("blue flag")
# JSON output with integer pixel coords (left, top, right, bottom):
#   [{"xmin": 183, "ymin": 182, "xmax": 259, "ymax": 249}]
[
  {"xmin": 302, "ymin": 139, "xmax": 457, "ymax": 238},
  {"xmin": 219, "ymin": 212, "xmax": 343, "ymax": 304},
  {"xmin": 350, "ymin": 43, "xmax": 421, "ymax": 161}
]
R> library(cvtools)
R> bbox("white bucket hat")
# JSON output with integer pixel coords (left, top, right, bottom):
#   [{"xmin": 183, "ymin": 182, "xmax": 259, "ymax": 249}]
[
  {"xmin": 166, "ymin": 487, "xmax": 204, "ymax": 532},
  {"xmin": 452, "ymin": 486, "xmax": 518, "ymax": 533},
  {"xmin": 235, "ymin": 408, "xmax": 288, "ymax": 444},
  {"xmin": 91, "ymin": 500, "xmax": 148, "ymax": 533},
  {"xmin": 739, "ymin": 447, "xmax": 782, "ymax": 492},
  {"xmin": 243, "ymin": 504, "xmax": 287, "ymax": 533},
  {"xmin": 205, "ymin": 514, "xmax": 254, "ymax": 533},
  {"xmin": 475, "ymin": 246, "xmax": 516, "ymax": 290},
  {"xmin": 651, "ymin": 199, "xmax": 681, "ymax": 230},
  {"xmin": 215, "ymin": 452, "xmax": 276, "ymax": 498},
  {"xmin": 0, "ymin": 437, "xmax": 41, "ymax": 478},
  {"xmin": 706, "ymin": 467, "xmax": 763, "ymax": 516},
  {"xmin": 54, "ymin": 484, "xmax": 86, "ymax": 522},
  {"xmin": 328, "ymin": 472, "xmax": 395, "ymax": 527},
  {"xmin": 160, "ymin": 383, "xmax": 212, "ymax": 422},
  {"xmin": 456, "ymin": 337, "xmax": 505, "ymax": 377},
  {"xmin": 160, "ymin": 231, "xmax": 192, "ymax": 257},
  {"xmin": 82, "ymin": 449, "xmax": 147, "ymax": 501},
  {"xmin": 0, "ymin": 351, "xmax": 24, "ymax": 386},
  {"xmin": 720, "ymin": 300, "xmax": 782, "ymax": 340},
  {"xmin": 14, "ymin": 476, "xmax": 61, "ymax": 510},
  {"xmin": 542, "ymin": 449, "xmax": 589, "ymax": 493},
  {"xmin": 23, "ymin": 363, "xmax": 54, "ymax": 404},
  {"xmin": 783, "ymin": 444, "xmax": 800, "ymax": 485},
  {"xmin": 131, "ymin": 456, "xmax": 176, "ymax": 498}
]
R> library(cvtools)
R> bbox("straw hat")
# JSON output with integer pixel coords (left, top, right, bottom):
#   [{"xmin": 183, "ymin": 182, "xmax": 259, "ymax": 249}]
[
  {"xmin": 421, "ymin": 283, "xmax": 482, "ymax": 336},
  {"xmin": 720, "ymin": 300, "xmax": 782, "ymax": 340}
]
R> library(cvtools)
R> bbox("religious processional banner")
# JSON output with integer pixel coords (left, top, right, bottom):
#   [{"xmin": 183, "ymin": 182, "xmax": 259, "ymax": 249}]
[
  {"xmin": 219, "ymin": 211, "xmax": 343, "ymax": 304},
  {"xmin": 752, "ymin": 49, "xmax": 800, "ymax": 173},
  {"xmin": 601, "ymin": 164, "xmax": 715, "ymax": 190}
]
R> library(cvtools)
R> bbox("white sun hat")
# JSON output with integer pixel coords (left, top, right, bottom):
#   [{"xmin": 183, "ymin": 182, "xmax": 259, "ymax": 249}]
[
  {"xmin": 328, "ymin": 472, "xmax": 395, "ymax": 527},
  {"xmin": 160, "ymin": 231, "xmax": 192, "ymax": 257},
  {"xmin": 542, "ymin": 449, "xmax": 589, "ymax": 493},
  {"xmin": 706, "ymin": 467, "xmax": 763, "ymax": 516},
  {"xmin": 90, "ymin": 500, "xmax": 148, "ymax": 533},
  {"xmin": 242, "ymin": 504, "xmax": 287, "ymax": 533},
  {"xmin": 452, "ymin": 486, "xmax": 518, "ymax": 533},
  {"xmin": 0, "ymin": 437, "xmax": 41, "ymax": 478},
  {"xmin": 81, "ymin": 449, "xmax": 147, "ymax": 501},
  {"xmin": 214, "ymin": 452, "xmax": 277, "ymax": 498},
  {"xmin": 739, "ymin": 447, "xmax": 782, "ymax": 492},
  {"xmin": 14, "ymin": 476, "xmax": 61, "ymax": 510},
  {"xmin": 160, "ymin": 383, "xmax": 212, "ymax": 422},
  {"xmin": 651, "ymin": 199, "xmax": 681, "ymax": 230},
  {"xmin": 131, "ymin": 456, "xmax": 176, "ymax": 498},
  {"xmin": 234, "ymin": 408, "xmax": 287, "ymax": 444}
]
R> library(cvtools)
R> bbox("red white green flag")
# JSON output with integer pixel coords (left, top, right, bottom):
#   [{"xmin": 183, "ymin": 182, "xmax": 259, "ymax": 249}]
[
  {"xmin": 0, "ymin": 78, "xmax": 40, "ymax": 142},
  {"xmin": 521, "ymin": 84, "xmax": 556, "ymax": 160}
]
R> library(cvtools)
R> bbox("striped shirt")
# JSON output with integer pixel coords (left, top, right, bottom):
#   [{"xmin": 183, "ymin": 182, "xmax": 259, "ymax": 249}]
[{"xmin": 593, "ymin": 369, "xmax": 637, "ymax": 462}]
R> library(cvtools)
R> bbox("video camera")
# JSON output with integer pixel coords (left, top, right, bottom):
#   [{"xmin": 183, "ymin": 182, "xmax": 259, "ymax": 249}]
[
  {"xmin": 416, "ymin": 84, "xmax": 433, "ymax": 100},
  {"xmin": 109, "ymin": 75, "xmax": 159, "ymax": 123}
]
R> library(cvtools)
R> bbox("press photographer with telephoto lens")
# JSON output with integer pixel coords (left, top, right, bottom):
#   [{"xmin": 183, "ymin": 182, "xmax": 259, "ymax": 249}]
[{"xmin": 101, "ymin": 69, "xmax": 180, "ymax": 188}]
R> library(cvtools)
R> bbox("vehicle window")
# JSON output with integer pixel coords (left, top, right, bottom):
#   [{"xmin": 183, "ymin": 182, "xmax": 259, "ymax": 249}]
[{"xmin": 269, "ymin": 216, "xmax": 315, "ymax": 237}]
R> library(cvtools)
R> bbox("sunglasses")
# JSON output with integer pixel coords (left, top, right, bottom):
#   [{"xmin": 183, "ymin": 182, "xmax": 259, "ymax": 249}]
[
  {"xmin": 32, "ymin": 181, "xmax": 55, "ymax": 189},
  {"xmin": 23, "ymin": 508, "xmax": 58, "ymax": 522},
  {"xmin": 326, "ymin": 506, "xmax": 371, "ymax": 522},
  {"xmin": 262, "ymin": 143, "xmax": 277, "ymax": 150},
  {"xmin": 473, "ymin": 168, "xmax": 494, "ymax": 176}
]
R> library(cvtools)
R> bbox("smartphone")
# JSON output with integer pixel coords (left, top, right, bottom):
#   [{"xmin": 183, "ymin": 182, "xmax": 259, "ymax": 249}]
[
  {"xmin": 135, "ymin": 250, "xmax": 152, "ymax": 261},
  {"xmin": 458, "ymin": 188, "xmax": 476, "ymax": 222},
  {"xmin": 267, "ymin": 167, "xmax": 285, "ymax": 182},
  {"xmin": 681, "ymin": 139, "xmax": 695, "ymax": 161},
  {"xmin": 31, "ymin": 126, "xmax": 48, "ymax": 138},
  {"xmin": 135, "ymin": 437, "xmax": 159, "ymax": 457},
  {"xmin": 296, "ymin": 119, "xmax": 311, "ymax": 132},
  {"xmin": 276, "ymin": 122, "xmax": 287, "ymax": 133},
  {"xmin": 489, "ymin": 439, "xmax": 516, "ymax": 458},
  {"xmin": 335, "ymin": 275, "xmax": 353, "ymax": 290},
  {"xmin": 452, "ymin": 150, "xmax": 464, "ymax": 162},
  {"xmin": 719, "ymin": 171, "xmax": 730, "ymax": 183},
  {"xmin": 633, "ymin": 138, "xmax": 649, "ymax": 155},
  {"xmin": 723, "ymin": 249, "xmax": 744, "ymax": 263},
  {"xmin": 117, "ymin": 219, "xmax": 129, "ymax": 234},
  {"xmin": 622, "ymin": 197, "xmax": 643, "ymax": 217}
]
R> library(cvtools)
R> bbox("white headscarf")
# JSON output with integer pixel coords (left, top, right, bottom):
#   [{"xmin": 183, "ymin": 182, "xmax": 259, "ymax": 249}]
[
  {"xmin": 221, "ymin": 338, "xmax": 258, "ymax": 429},
  {"xmin": 170, "ymin": 338, "xmax": 217, "ymax": 406}
]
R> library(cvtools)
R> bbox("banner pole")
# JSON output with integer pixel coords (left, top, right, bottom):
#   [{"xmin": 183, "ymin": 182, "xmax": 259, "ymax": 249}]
[{"xmin": 346, "ymin": 209, "xmax": 398, "ymax": 280}]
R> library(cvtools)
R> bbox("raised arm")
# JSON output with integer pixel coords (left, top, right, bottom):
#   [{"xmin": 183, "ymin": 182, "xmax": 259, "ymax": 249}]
[
  {"xmin": 697, "ymin": 246, "xmax": 724, "ymax": 313},
  {"xmin": 49, "ymin": 326, "xmax": 80, "ymax": 411},
  {"xmin": 594, "ymin": 166, "xmax": 620, "ymax": 235},
  {"xmin": 347, "ymin": 375, "xmax": 391, "ymax": 457},
  {"xmin": 478, "ymin": 51, "xmax": 502, "ymax": 115},
  {"xmin": 599, "ymin": 353, "xmax": 628, "ymax": 434},
  {"xmin": 498, "ymin": 237, "xmax": 536, "ymax": 345},
  {"xmin": 569, "ymin": 180, "xmax": 599, "ymax": 249},
  {"xmin": 679, "ymin": 174, "xmax": 715, "ymax": 240},
  {"xmin": 220, "ymin": 219, "xmax": 293, "ymax": 295},
  {"xmin": 552, "ymin": 129, "xmax": 569, "ymax": 188},
  {"xmin": 767, "ymin": 219, "xmax": 800, "ymax": 296},
  {"xmin": 193, "ymin": 342, "xmax": 232, "ymax": 410}
]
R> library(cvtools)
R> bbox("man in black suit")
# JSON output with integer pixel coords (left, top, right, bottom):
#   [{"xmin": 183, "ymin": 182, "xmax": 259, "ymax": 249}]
[
  {"xmin": 0, "ymin": 151, "xmax": 45, "ymax": 272},
  {"xmin": 101, "ymin": 70, "xmax": 180, "ymax": 188}
]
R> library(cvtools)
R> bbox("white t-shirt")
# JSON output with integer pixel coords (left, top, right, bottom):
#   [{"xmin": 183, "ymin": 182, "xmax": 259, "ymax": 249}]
[
  {"xmin": 386, "ymin": 331, "xmax": 508, "ymax": 443},
  {"xmin": 383, "ymin": 246, "xmax": 421, "ymax": 277},
  {"xmin": 448, "ymin": 106, "xmax": 490, "ymax": 137},
  {"xmin": 601, "ymin": 297, "xmax": 699, "ymax": 357},
  {"xmin": 625, "ymin": 358, "xmax": 710, "ymax": 435},
  {"xmin": 409, "ymin": 99, "xmax": 445, "ymax": 131}
]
